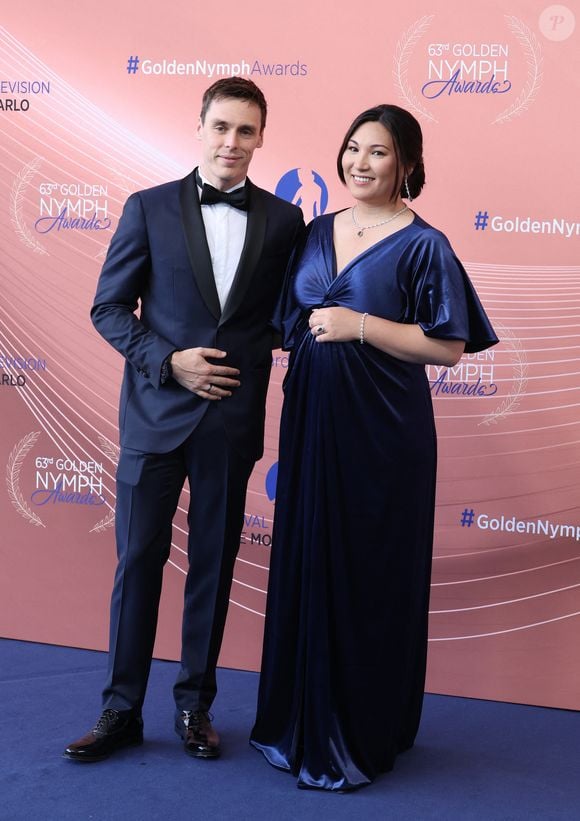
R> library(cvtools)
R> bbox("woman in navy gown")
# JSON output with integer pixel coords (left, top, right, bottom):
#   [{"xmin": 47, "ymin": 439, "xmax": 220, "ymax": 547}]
[{"xmin": 251, "ymin": 104, "xmax": 498, "ymax": 791}]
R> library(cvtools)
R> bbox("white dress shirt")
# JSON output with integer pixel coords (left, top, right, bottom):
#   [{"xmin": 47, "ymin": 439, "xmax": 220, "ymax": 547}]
[{"xmin": 197, "ymin": 171, "xmax": 248, "ymax": 311}]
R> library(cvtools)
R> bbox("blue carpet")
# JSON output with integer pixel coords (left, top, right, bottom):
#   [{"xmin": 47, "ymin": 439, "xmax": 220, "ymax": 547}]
[{"xmin": 0, "ymin": 638, "xmax": 578, "ymax": 820}]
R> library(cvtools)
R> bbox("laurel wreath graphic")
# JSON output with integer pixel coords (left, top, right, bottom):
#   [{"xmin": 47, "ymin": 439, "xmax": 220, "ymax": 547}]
[
  {"xmin": 98, "ymin": 435, "xmax": 120, "ymax": 465},
  {"xmin": 6, "ymin": 432, "xmax": 45, "ymax": 527},
  {"xmin": 493, "ymin": 16, "xmax": 543, "ymax": 125},
  {"xmin": 393, "ymin": 15, "xmax": 437, "ymax": 123},
  {"xmin": 89, "ymin": 435, "xmax": 120, "ymax": 533},
  {"xmin": 480, "ymin": 324, "xmax": 528, "ymax": 426},
  {"xmin": 10, "ymin": 158, "xmax": 48, "ymax": 255},
  {"xmin": 90, "ymin": 507, "xmax": 116, "ymax": 533}
]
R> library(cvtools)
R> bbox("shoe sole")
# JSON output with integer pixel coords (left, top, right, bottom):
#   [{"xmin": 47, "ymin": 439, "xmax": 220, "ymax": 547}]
[
  {"xmin": 184, "ymin": 746, "xmax": 221, "ymax": 759},
  {"xmin": 63, "ymin": 736, "xmax": 143, "ymax": 762}
]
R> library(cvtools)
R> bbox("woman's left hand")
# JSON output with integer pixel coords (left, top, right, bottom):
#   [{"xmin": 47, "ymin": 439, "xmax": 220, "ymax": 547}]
[{"xmin": 309, "ymin": 307, "xmax": 360, "ymax": 343}]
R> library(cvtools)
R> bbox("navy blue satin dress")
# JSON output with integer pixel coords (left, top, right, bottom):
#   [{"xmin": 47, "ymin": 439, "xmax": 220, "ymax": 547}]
[{"xmin": 251, "ymin": 213, "xmax": 498, "ymax": 791}]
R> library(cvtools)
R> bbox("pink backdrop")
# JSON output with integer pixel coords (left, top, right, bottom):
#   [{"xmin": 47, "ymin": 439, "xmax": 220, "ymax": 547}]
[{"xmin": 1, "ymin": 0, "xmax": 579, "ymax": 709}]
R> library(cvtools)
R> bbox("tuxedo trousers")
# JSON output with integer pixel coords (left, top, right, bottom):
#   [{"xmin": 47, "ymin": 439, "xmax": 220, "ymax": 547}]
[{"xmin": 102, "ymin": 403, "xmax": 254, "ymax": 715}]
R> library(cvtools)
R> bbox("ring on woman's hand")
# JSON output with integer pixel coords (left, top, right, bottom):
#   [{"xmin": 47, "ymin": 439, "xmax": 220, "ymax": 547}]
[
  {"xmin": 317, "ymin": 325, "xmax": 325, "ymax": 335},
  {"xmin": 207, "ymin": 384, "xmax": 213, "ymax": 393}
]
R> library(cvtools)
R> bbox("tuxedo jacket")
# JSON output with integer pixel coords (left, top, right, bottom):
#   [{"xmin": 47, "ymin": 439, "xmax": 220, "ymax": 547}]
[{"xmin": 91, "ymin": 170, "xmax": 305, "ymax": 462}]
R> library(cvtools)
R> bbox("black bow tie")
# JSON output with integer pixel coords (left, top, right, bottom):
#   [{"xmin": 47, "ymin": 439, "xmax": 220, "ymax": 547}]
[{"xmin": 197, "ymin": 172, "xmax": 248, "ymax": 211}]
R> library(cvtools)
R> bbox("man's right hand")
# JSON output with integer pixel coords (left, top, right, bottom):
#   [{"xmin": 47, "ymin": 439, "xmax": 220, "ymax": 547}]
[{"xmin": 170, "ymin": 348, "xmax": 241, "ymax": 400}]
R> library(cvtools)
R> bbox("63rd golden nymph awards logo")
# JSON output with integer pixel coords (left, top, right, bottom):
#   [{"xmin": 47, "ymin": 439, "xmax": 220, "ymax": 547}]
[
  {"xmin": 9, "ymin": 157, "xmax": 132, "ymax": 259},
  {"xmin": 425, "ymin": 322, "xmax": 528, "ymax": 427},
  {"xmin": 5, "ymin": 431, "xmax": 118, "ymax": 532},
  {"xmin": 393, "ymin": 13, "xmax": 543, "ymax": 124}
]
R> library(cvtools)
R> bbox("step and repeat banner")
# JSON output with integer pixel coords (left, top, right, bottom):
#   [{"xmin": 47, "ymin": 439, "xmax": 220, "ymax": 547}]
[{"xmin": 1, "ymin": 1, "xmax": 578, "ymax": 709}]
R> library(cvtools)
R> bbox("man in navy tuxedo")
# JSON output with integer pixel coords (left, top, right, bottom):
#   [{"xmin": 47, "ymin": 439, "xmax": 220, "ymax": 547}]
[{"xmin": 64, "ymin": 77, "xmax": 304, "ymax": 762}]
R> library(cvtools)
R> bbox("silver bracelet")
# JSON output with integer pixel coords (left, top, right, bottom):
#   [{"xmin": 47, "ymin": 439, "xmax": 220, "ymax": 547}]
[{"xmin": 359, "ymin": 312, "xmax": 369, "ymax": 344}]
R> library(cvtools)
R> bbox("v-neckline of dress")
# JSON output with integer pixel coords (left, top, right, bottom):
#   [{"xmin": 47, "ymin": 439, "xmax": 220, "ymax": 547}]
[{"xmin": 330, "ymin": 210, "xmax": 415, "ymax": 279}]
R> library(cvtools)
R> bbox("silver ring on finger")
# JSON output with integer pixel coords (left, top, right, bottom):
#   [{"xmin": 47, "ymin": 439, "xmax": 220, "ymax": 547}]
[
  {"xmin": 207, "ymin": 384, "xmax": 213, "ymax": 393},
  {"xmin": 316, "ymin": 325, "xmax": 325, "ymax": 335}
]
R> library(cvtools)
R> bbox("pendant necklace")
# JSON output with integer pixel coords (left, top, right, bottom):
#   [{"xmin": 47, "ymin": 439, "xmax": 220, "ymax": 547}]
[{"xmin": 351, "ymin": 204, "xmax": 409, "ymax": 237}]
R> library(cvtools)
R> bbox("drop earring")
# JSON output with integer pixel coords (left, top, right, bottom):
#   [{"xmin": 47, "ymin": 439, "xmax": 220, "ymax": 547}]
[{"xmin": 404, "ymin": 175, "xmax": 412, "ymax": 201}]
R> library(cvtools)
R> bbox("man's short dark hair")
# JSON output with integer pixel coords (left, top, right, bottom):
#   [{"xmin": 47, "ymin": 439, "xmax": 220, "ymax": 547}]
[{"xmin": 200, "ymin": 77, "xmax": 267, "ymax": 130}]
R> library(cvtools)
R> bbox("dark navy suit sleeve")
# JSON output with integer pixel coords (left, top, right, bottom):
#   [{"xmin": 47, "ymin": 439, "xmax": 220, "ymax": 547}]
[{"xmin": 91, "ymin": 192, "xmax": 177, "ymax": 389}]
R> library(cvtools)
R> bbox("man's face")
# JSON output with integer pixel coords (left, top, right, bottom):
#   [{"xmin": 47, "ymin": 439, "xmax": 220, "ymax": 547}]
[{"xmin": 197, "ymin": 97, "xmax": 264, "ymax": 190}]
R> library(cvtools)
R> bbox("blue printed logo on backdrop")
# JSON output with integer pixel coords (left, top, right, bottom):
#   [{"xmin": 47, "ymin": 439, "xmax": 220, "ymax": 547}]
[
  {"xmin": 265, "ymin": 462, "xmax": 278, "ymax": 502},
  {"xmin": 276, "ymin": 169, "xmax": 328, "ymax": 219},
  {"xmin": 239, "ymin": 463, "xmax": 278, "ymax": 547}
]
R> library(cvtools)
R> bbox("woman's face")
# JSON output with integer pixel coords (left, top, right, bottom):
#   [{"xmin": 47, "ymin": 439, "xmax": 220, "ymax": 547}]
[{"xmin": 341, "ymin": 120, "xmax": 402, "ymax": 205}]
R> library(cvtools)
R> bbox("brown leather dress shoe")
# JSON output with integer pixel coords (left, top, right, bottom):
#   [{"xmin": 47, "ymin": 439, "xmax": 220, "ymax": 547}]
[
  {"xmin": 175, "ymin": 710, "xmax": 221, "ymax": 758},
  {"xmin": 64, "ymin": 709, "xmax": 143, "ymax": 762}
]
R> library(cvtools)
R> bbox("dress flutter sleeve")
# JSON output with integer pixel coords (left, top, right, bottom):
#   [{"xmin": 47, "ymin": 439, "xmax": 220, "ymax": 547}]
[
  {"xmin": 271, "ymin": 222, "xmax": 314, "ymax": 351},
  {"xmin": 410, "ymin": 231, "xmax": 499, "ymax": 354}
]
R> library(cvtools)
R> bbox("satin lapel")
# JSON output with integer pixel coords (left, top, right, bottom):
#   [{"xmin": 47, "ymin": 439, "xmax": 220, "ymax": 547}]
[
  {"xmin": 219, "ymin": 182, "xmax": 267, "ymax": 325},
  {"xmin": 179, "ymin": 171, "xmax": 221, "ymax": 320}
]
